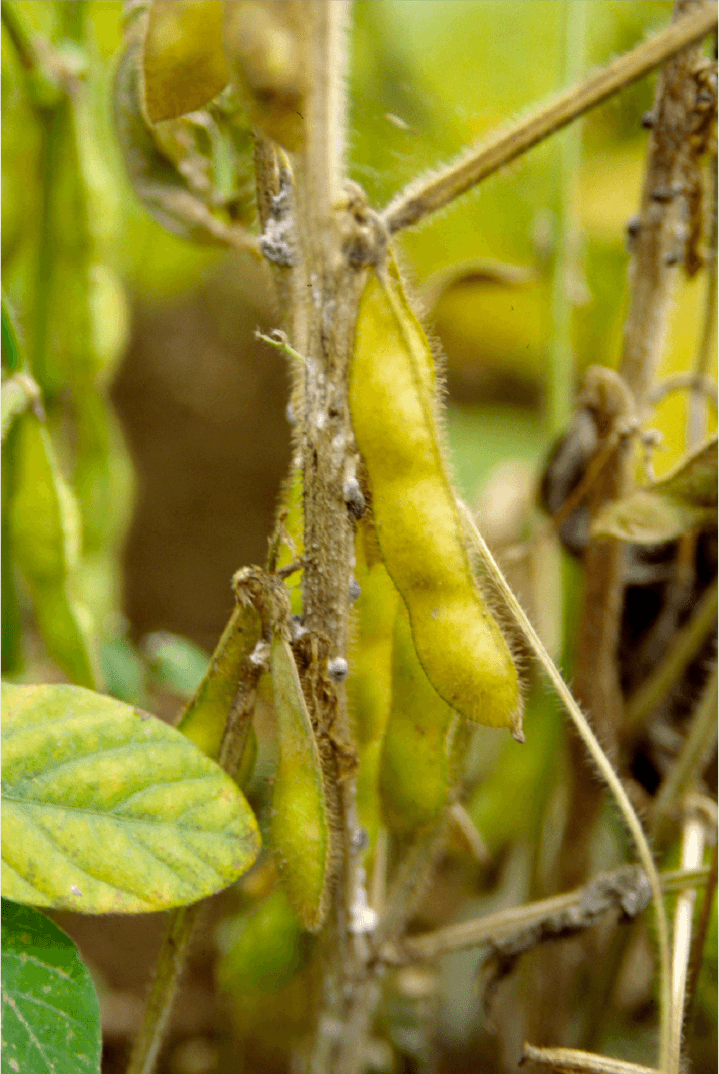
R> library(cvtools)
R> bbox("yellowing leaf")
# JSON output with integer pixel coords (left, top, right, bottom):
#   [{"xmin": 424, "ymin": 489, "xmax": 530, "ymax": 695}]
[
  {"xmin": 1, "ymin": 682, "xmax": 260, "ymax": 913},
  {"xmin": 592, "ymin": 439, "xmax": 717, "ymax": 544},
  {"xmin": 143, "ymin": 0, "xmax": 229, "ymax": 123}
]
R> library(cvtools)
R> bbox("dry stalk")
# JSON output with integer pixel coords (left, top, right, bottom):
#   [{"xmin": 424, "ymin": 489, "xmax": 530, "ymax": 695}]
[
  {"xmin": 560, "ymin": 0, "xmax": 714, "ymax": 895},
  {"xmin": 521, "ymin": 1043, "xmax": 659, "ymax": 1074},
  {"xmin": 667, "ymin": 807, "xmax": 706, "ymax": 1074},
  {"xmin": 386, "ymin": 864, "xmax": 710, "ymax": 965}
]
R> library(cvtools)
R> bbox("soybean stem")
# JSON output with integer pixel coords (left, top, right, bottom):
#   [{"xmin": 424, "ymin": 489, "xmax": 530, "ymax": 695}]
[
  {"xmin": 668, "ymin": 811, "xmax": 706, "ymax": 1074},
  {"xmin": 381, "ymin": 3, "xmax": 717, "ymax": 235},
  {"xmin": 547, "ymin": 0, "xmax": 586, "ymax": 439},
  {"xmin": 625, "ymin": 580, "xmax": 718, "ymax": 735},
  {"xmin": 125, "ymin": 680, "xmax": 258, "ymax": 1074},
  {"xmin": 520, "ymin": 1043, "xmax": 659, "ymax": 1074},
  {"xmin": 651, "ymin": 664, "xmax": 719, "ymax": 836},
  {"xmin": 457, "ymin": 499, "xmax": 672, "ymax": 1074},
  {"xmin": 390, "ymin": 865, "xmax": 708, "ymax": 965},
  {"xmin": 688, "ymin": 151, "xmax": 718, "ymax": 446}
]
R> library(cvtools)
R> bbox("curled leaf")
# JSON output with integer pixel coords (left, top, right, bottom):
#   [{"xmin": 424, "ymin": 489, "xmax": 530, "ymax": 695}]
[
  {"xmin": 114, "ymin": 43, "xmax": 257, "ymax": 251},
  {"xmin": 592, "ymin": 439, "xmax": 717, "ymax": 544}
]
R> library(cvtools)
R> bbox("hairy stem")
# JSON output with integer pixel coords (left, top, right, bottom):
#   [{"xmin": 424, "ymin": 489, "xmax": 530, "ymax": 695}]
[
  {"xmin": 521, "ymin": 1044, "xmax": 659, "ymax": 1074},
  {"xmin": 458, "ymin": 500, "xmax": 672, "ymax": 1074},
  {"xmin": 125, "ymin": 677, "xmax": 259, "ymax": 1074},
  {"xmin": 382, "ymin": 2, "xmax": 717, "ymax": 235}
]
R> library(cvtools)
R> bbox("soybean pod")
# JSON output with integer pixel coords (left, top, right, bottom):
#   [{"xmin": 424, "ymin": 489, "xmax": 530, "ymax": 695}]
[
  {"xmin": 349, "ymin": 260, "xmax": 522, "ymax": 736},
  {"xmin": 177, "ymin": 599, "xmax": 263, "ymax": 764},
  {"xmin": 347, "ymin": 516, "xmax": 398, "ymax": 845},
  {"xmin": 6, "ymin": 411, "xmax": 100, "ymax": 689},
  {"xmin": 379, "ymin": 601, "xmax": 455, "ymax": 833},
  {"xmin": 269, "ymin": 635, "xmax": 330, "ymax": 931}
]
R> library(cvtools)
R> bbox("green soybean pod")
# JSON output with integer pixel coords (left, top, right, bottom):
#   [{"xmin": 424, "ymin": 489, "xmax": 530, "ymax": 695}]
[
  {"xmin": 7, "ymin": 412, "xmax": 99, "ymax": 688},
  {"xmin": 269, "ymin": 635, "xmax": 329, "ymax": 931},
  {"xmin": 275, "ymin": 467, "xmax": 303, "ymax": 616},
  {"xmin": 346, "ymin": 517, "xmax": 398, "ymax": 844},
  {"xmin": 379, "ymin": 602, "xmax": 455, "ymax": 833},
  {"xmin": 349, "ymin": 263, "xmax": 522, "ymax": 737},
  {"xmin": 177, "ymin": 601, "xmax": 263, "ymax": 762}
]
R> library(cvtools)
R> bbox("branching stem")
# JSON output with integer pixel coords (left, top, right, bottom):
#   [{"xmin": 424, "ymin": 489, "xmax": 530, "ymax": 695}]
[{"xmin": 382, "ymin": 3, "xmax": 717, "ymax": 235}]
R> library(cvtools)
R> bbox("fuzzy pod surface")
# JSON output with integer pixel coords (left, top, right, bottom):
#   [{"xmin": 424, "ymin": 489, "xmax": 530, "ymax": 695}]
[
  {"xmin": 349, "ymin": 260, "xmax": 521, "ymax": 736},
  {"xmin": 269, "ymin": 635, "xmax": 329, "ymax": 931}
]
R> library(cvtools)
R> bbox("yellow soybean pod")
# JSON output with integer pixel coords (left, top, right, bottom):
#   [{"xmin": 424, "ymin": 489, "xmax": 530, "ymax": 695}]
[
  {"xmin": 269, "ymin": 635, "xmax": 329, "ymax": 931},
  {"xmin": 379, "ymin": 602, "xmax": 455, "ymax": 833},
  {"xmin": 350, "ymin": 262, "xmax": 521, "ymax": 736}
]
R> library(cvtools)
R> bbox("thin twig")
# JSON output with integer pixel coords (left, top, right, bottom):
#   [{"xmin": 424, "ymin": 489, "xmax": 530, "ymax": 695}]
[
  {"xmin": 125, "ymin": 676, "xmax": 260, "ymax": 1074},
  {"xmin": 647, "ymin": 373, "xmax": 718, "ymax": 408},
  {"xmin": 668, "ymin": 809, "xmax": 706, "ymax": 1074},
  {"xmin": 651, "ymin": 664, "xmax": 719, "ymax": 835},
  {"xmin": 386, "ymin": 864, "xmax": 707, "ymax": 965},
  {"xmin": 625, "ymin": 581, "xmax": 718, "ymax": 736},
  {"xmin": 521, "ymin": 1043, "xmax": 659, "ymax": 1074},
  {"xmin": 547, "ymin": 0, "xmax": 587, "ymax": 438},
  {"xmin": 688, "ymin": 148, "xmax": 718, "ymax": 446},
  {"xmin": 457, "ymin": 500, "xmax": 672, "ymax": 1074},
  {"xmin": 382, "ymin": 2, "xmax": 717, "ymax": 235},
  {"xmin": 684, "ymin": 837, "xmax": 718, "ymax": 1026},
  {"xmin": 449, "ymin": 802, "xmax": 493, "ymax": 868}
]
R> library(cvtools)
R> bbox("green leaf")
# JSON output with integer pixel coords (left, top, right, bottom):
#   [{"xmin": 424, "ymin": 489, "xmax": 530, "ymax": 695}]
[
  {"xmin": 1, "ymin": 898, "xmax": 101, "ymax": 1074},
  {"xmin": 592, "ymin": 439, "xmax": 717, "ymax": 545},
  {"xmin": 1, "ymin": 682, "xmax": 260, "ymax": 913},
  {"xmin": 143, "ymin": 0, "xmax": 229, "ymax": 123}
]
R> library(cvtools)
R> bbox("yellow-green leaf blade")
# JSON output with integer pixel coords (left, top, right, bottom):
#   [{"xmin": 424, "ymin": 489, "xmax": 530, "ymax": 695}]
[
  {"xmin": 592, "ymin": 439, "xmax": 718, "ymax": 544},
  {"xmin": 1, "ymin": 682, "xmax": 260, "ymax": 913}
]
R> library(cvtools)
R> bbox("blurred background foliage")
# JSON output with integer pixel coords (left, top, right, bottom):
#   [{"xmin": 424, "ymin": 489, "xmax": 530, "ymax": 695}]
[{"xmin": 2, "ymin": 2, "xmax": 716, "ymax": 1073}]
